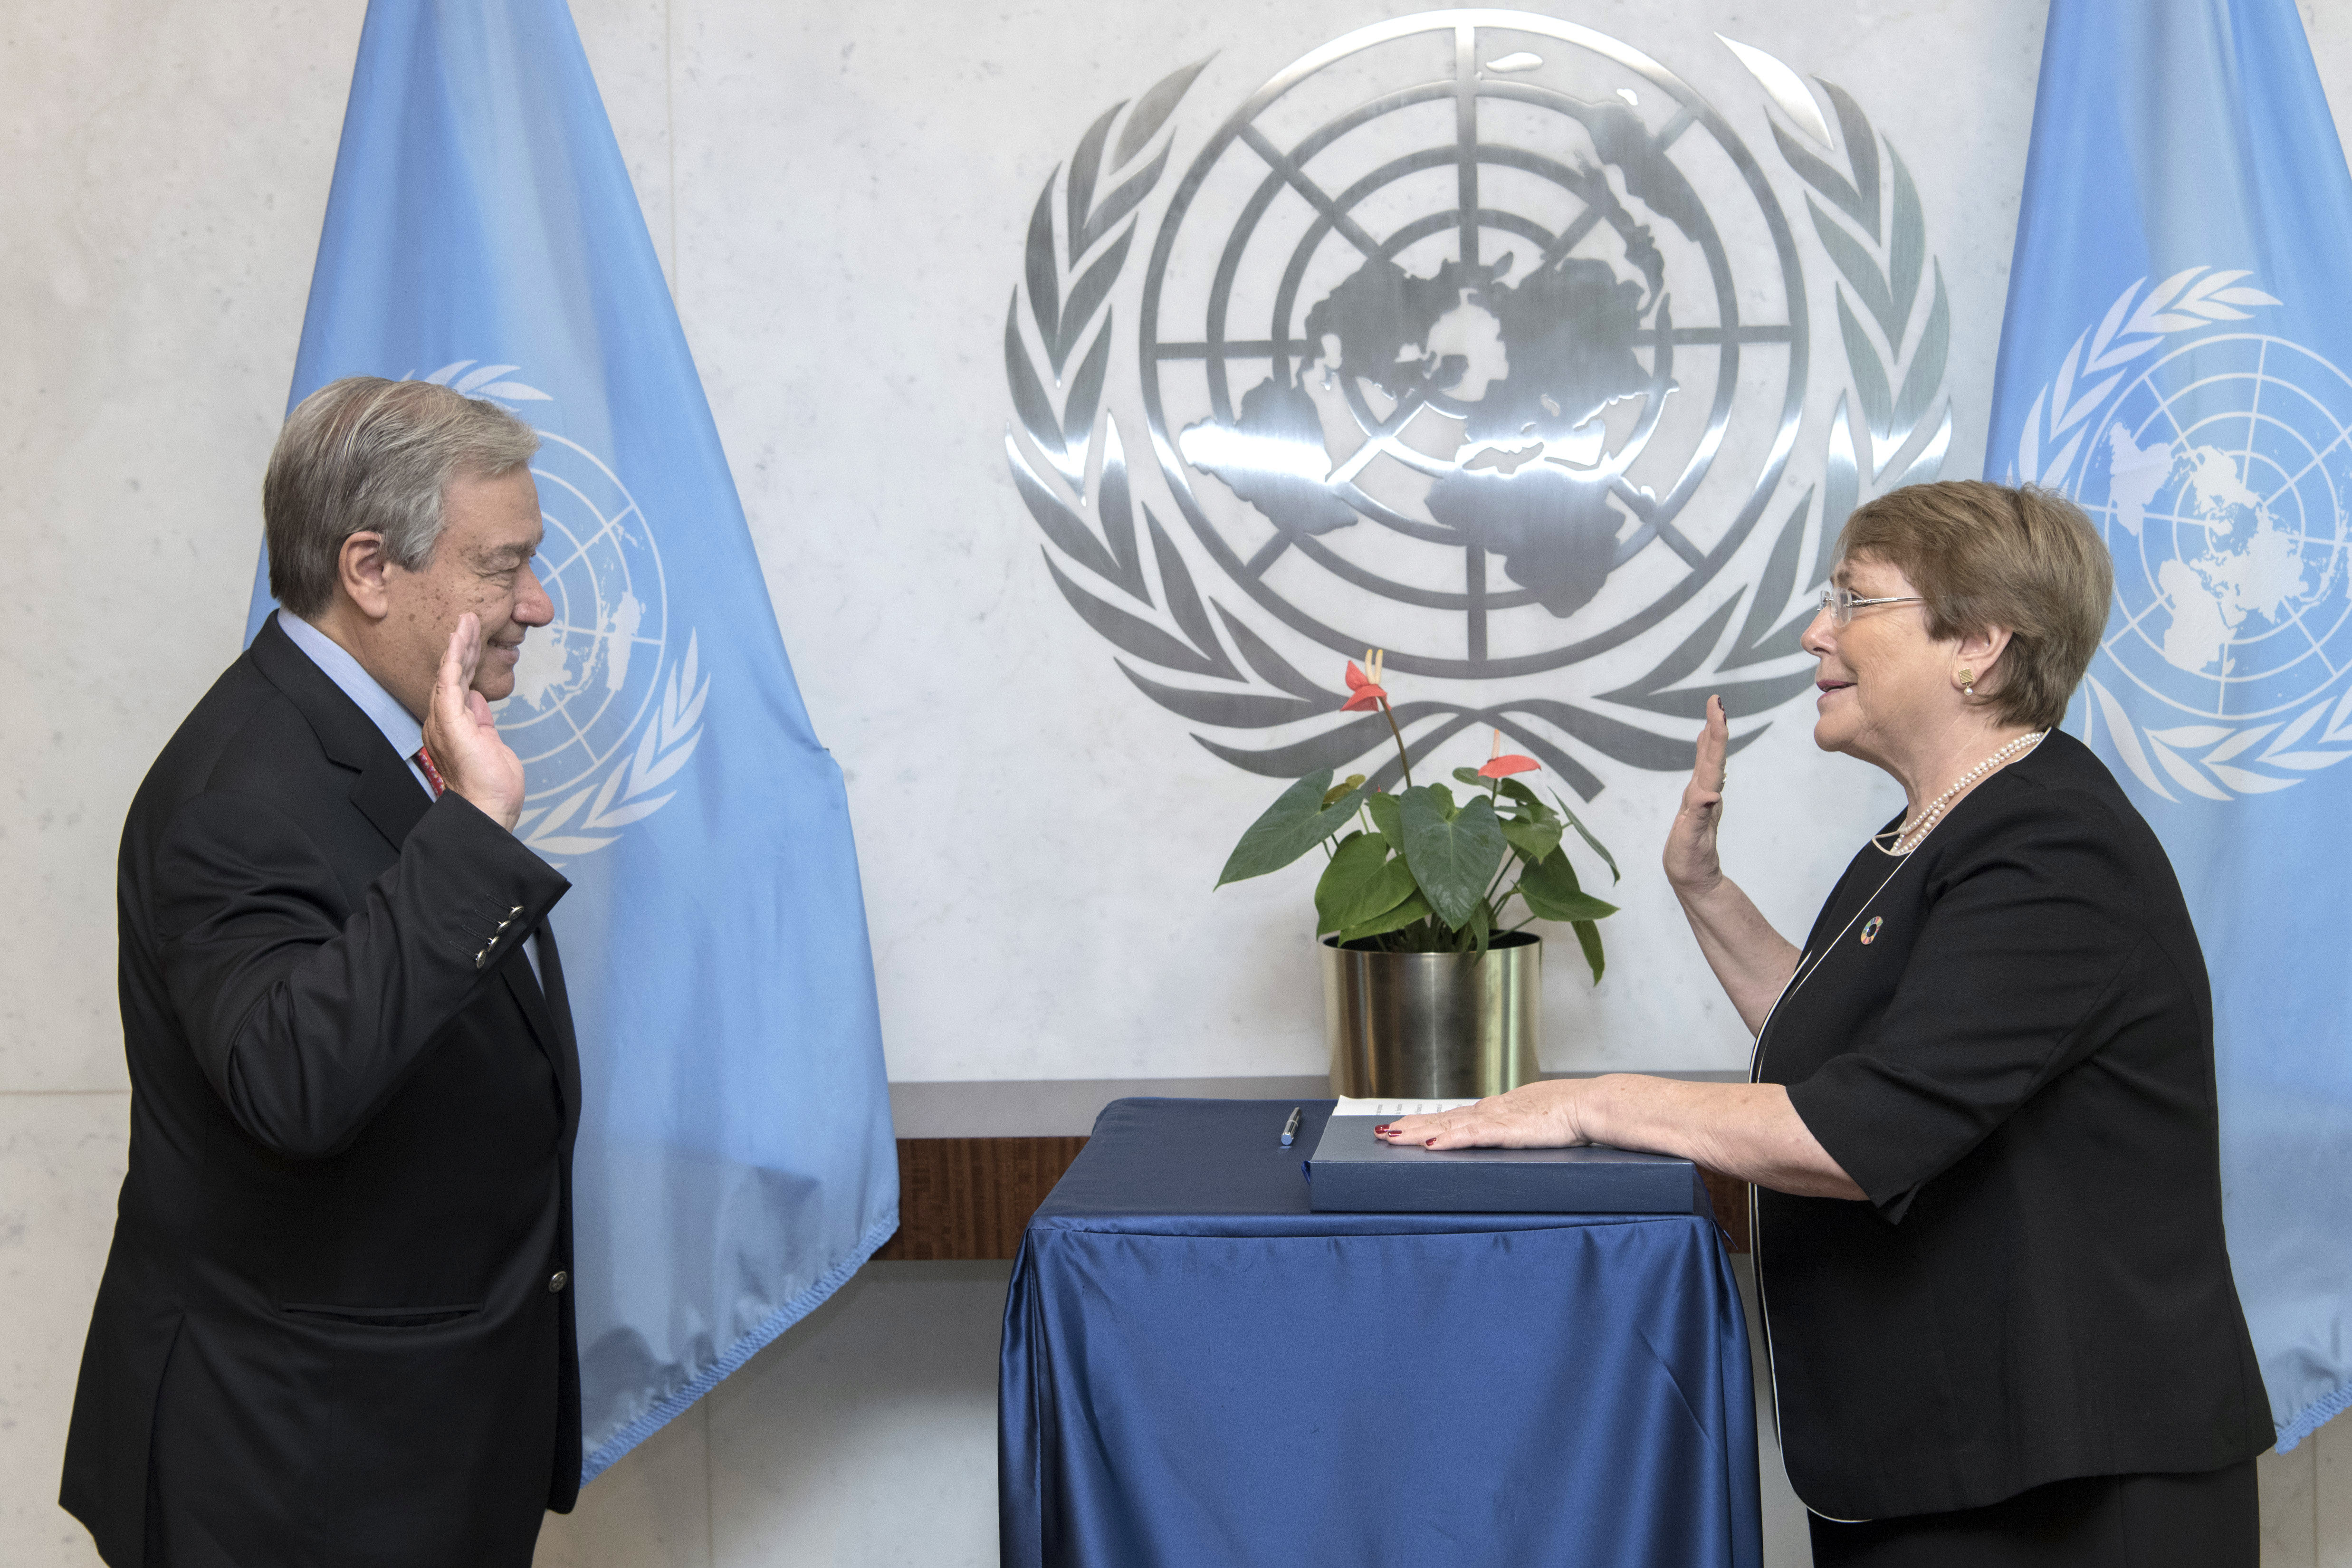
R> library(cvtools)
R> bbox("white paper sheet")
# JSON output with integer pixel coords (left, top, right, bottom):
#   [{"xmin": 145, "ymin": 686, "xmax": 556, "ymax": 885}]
[{"xmin": 1330, "ymin": 1097, "xmax": 1480, "ymax": 1119}]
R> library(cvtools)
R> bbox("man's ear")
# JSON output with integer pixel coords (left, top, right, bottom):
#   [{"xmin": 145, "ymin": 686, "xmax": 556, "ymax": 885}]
[{"xmin": 337, "ymin": 531, "xmax": 395, "ymax": 622}]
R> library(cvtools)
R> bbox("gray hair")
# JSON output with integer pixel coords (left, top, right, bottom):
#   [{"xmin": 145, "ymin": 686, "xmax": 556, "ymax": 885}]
[{"xmin": 263, "ymin": 376, "xmax": 540, "ymax": 617}]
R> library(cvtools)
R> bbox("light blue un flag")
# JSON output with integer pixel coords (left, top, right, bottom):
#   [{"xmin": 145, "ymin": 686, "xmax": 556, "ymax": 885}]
[
  {"xmin": 1989, "ymin": 0, "xmax": 2352, "ymax": 1448},
  {"xmin": 243, "ymin": 0, "xmax": 898, "ymax": 1479}
]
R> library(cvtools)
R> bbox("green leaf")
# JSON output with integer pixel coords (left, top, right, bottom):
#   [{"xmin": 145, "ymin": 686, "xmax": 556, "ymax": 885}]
[
  {"xmin": 1339, "ymin": 890, "xmax": 1432, "ymax": 944},
  {"xmin": 1501, "ymin": 815, "xmax": 1562, "ymax": 865},
  {"xmin": 1426, "ymin": 782, "xmax": 1458, "ymax": 818},
  {"xmin": 1571, "ymin": 919, "xmax": 1606, "ymax": 985},
  {"xmin": 1344, "ymin": 855, "xmax": 1419, "ymax": 932},
  {"xmin": 1320, "ymin": 773, "xmax": 1367, "ymax": 809},
  {"xmin": 1496, "ymin": 776, "xmax": 1557, "ymax": 822},
  {"xmin": 1516, "ymin": 848, "xmax": 1620, "ymax": 924},
  {"xmin": 1452, "ymin": 766, "xmax": 1490, "ymax": 789},
  {"xmin": 1547, "ymin": 789, "xmax": 1622, "ymax": 884},
  {"xmin": 1400, "ymin": 788, "xmax": 1507, "ymax": 929},
  {"xmin": 1521, "ymin": 884, "xmax": 1621, "ymax": 923},
  {"xmin": 1468, "ymin": 898, "xmax": 1492, "ymax": 956},
  {"xmin": 1216, "ymin": 770, "xmax": 1365, "ymax": 886},
  {"xmin": 1313, "ymin": 832, "xmax": 1394, "ymax": 934},
  {"xmin": 1366, "ymin": 792, "xmax": 1406, "ymax": 853}
]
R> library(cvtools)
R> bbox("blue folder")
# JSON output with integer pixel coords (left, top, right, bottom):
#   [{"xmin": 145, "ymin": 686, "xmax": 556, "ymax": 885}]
[{"xmin": 1305, "ymin": 1114, "xmax": 1711, "ymax": 1213}]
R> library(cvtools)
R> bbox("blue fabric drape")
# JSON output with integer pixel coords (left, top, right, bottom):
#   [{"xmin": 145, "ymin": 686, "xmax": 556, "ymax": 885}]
[{"xmin": 1001, "ymin": 1100, "xmax": 1762, "ymax": 1568}]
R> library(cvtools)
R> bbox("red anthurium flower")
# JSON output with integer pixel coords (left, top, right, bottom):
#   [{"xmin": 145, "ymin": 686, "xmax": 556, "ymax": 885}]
[
  {"xmin": 1478, "ymin": 727, "xmax": 1539, "ymax": 778},
  {"xmin": 1341, "ymin": 651, "xmax": 1389, "ymax": 713}
]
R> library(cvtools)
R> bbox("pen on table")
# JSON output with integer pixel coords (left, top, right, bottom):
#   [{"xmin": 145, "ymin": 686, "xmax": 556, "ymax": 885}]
[{"xmin": 1279, "ymin": 1106, "xmax": 1302, "ymax": 1147}]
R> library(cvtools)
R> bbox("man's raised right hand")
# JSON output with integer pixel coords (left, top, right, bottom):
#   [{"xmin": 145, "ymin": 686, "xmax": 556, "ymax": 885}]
[{"xmin": 421, "ymin": 613, "xmax": 526, "ymax": 832}]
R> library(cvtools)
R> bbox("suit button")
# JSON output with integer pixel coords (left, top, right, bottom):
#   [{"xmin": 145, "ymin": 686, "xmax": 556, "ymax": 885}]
[{"xmin": 548, "ymin": 1270, "xmax": 569, "ymax": 1293}]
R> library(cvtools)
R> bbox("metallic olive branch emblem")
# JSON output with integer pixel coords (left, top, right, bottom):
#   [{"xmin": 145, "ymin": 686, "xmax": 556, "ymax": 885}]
[{"xmin": 1002, "ymin": 17, "xmax": 1951, "ymax": 794}]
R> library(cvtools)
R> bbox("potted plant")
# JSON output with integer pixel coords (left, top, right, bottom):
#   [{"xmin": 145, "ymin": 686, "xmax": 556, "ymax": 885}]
[{"xmin": 1217, "ymin": 652, "xmax": 1622, "ymax": 1097}]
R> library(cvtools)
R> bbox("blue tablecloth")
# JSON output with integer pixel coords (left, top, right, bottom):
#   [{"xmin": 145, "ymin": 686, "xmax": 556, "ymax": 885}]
[{"xmin": 999, "ymin": 1099, "xmax": 1763, "ymax": 1568}]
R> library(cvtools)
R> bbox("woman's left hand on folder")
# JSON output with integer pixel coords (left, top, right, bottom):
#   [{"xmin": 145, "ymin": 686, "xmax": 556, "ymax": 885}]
[
  {"xmin": 1376, "ymin": 1079, "xmax": 1597, "ymax": 1150},
  {"xmin": 1377, "ymin": 1076, "xmax": 1864, "ymax": 1199}
]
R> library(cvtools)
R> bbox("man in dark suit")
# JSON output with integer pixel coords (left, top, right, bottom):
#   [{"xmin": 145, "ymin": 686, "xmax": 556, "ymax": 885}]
[{"xmin": 63, "ymin": 377, "xmax": 583, "ymax": 1567}]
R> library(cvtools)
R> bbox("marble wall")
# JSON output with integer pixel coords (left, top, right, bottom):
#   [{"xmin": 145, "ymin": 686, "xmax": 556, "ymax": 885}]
[{"xmin": 6, "ymin": 1, "xmax": 2352, "ymax": 1563}]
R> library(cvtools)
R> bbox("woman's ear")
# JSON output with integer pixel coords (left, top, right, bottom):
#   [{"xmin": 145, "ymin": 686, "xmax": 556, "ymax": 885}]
[{"xmin": 1955, "ymin": 625, "xmax": 2016, "ymax": 695}]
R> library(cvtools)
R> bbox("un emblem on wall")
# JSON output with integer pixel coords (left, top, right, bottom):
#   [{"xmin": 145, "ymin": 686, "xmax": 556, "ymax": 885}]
[
  {"xmin": 1147, "ymin": 15, "xmax": 1802, "ymax": 674},
  {"xmin": 2014, "ymin": 271, "xmax": 2352, "ymax": 801},
  {"xmin": 1004, "ymin": 13, "xmax": 1956, "ymax": 794},
  {"xmin": 423, "ymin": 361, "xmax": 711, "ymax": 860}
]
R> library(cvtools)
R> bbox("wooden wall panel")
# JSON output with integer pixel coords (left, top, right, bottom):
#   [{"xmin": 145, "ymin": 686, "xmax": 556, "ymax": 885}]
[
  {"xmin": 1700, "ymin": 1168, "xmax": 1750, "ymax": 1253},
  {"xmin": 872, "ymin": 1137, "xmax": 1090, "ymax": 1260},
  {"xmin": 872, "ymin": 1136, "xmax": 1752, "ymax": 1259}
]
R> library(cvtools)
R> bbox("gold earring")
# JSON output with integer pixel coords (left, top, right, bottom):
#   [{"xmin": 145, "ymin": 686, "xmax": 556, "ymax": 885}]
[{"xmin": 1959, "ymin": 668, "xmax": 1975, "ymax": 698}]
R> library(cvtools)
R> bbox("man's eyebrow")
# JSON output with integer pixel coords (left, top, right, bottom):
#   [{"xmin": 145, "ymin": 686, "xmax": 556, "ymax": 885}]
[{"xmin": 476, "ymin": 542, "xmax": 538, "ymax": 566}]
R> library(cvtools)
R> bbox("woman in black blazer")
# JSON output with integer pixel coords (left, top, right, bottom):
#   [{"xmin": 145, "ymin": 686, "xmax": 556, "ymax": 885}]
[{"xmin": 1378, "ymin": 482, "xmax": 2271, "ymax": 1566}]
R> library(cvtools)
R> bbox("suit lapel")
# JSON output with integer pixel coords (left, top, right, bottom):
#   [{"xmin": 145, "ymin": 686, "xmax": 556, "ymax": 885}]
[
  {"xmin": 533, "ymin": 922, "xmax": 583, "ymax": 1089},
  {"xmin": 247, "ymin": 618, "xmax": 430, "ymax": 851},
  {"xmin": 501, "ymin": 930, "xmax": 582, "ymax": 1131},
  {"xmin": 348, "ymin": 752, "xmax": 432, "ymax": 850}
]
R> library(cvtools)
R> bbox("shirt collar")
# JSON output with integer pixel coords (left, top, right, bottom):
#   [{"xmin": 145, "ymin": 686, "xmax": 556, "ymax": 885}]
[{"xmin": 275, "ymin": 609, "xmax": 427, "ymax": 770}]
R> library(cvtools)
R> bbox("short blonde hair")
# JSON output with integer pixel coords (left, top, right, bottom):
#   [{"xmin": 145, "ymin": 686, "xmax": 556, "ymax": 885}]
[
  {"xmin": 263, "ymin": 377, "xmax": 539, "ymax": 617},
  {"xmin": 1837, "ymin": 480, "xmax": 2112, "ymax": 729}
]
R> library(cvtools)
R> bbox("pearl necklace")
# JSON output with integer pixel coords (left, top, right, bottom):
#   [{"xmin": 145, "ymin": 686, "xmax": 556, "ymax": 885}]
[{"xmin": 1874, "ymin": 731, "xmax": 2049, "ymax": 856}]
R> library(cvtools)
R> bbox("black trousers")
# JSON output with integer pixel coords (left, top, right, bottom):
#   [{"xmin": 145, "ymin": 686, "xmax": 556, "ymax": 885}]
[{"xmin": 1807, "ymin": 1460, "xmax": 2259, "ymax": 1568}]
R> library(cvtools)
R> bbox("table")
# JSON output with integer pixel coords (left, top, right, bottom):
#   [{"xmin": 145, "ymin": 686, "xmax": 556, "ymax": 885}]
[
  {"xmin": 999, "ymin": 1099, "xmax": 1763, "ymax": 1568},
  {"xmin": 876, "ymin": 1074, "xmax": 1753, "ymax": 1260}
]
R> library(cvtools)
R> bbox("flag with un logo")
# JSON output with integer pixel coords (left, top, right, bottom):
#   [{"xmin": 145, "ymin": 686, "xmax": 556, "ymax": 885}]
[
  {"xmin": 241, "ymin": 0, "xmax": 897, "ymax": 1479},
  {"xmin": 1987, "ymin": 0, "xmax": 2352, "ymax": 1449}
]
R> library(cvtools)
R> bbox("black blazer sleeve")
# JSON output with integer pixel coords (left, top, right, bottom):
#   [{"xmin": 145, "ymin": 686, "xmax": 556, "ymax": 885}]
[
  {"xmin": 152, "ymin": 787, "xmax": 568, "ymax": 1160},
  {"xmin": 1786, "ymin": 787, "xmax": 2177, "ymax": 1222}
]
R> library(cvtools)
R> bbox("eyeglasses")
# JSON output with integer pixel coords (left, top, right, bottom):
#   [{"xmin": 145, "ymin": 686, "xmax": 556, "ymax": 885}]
[{"xmin": 1817, "ymin": 586, "xmax": 1927, "ymax": 627}]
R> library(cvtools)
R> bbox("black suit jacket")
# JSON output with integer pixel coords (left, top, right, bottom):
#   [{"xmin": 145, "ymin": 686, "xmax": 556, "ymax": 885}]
[
  {"xmin": 62, "ymin": 617, "xmax": 583, "ymax": 1568},
  {"xmin": 1756, "ymin": 730, "xmax": 2271, "ymax": 1520}
]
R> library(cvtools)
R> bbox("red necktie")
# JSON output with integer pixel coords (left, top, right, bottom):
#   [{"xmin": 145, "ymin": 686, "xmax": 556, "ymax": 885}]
[{"xmin": 413, "ymin": 746, "xmax": 447, "ymax": 799}]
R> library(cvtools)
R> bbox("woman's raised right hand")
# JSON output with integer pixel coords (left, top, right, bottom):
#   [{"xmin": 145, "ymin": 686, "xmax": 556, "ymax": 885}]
[{"xmin": 1663, "ymin": 694, "xmax": 1730, "ymax": 896}]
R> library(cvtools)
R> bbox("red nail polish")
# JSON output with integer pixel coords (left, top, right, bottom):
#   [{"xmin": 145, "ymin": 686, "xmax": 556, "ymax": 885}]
[{"xmin": 1424, "ymin": 1138, "xmax": 1437, "ymax": 1147}]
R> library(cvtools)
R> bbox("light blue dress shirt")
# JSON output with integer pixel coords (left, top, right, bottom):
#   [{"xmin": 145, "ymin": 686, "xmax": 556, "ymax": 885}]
[{"xmin": 277, "ymin": 610, "xmax": 543, "ymax": 984}]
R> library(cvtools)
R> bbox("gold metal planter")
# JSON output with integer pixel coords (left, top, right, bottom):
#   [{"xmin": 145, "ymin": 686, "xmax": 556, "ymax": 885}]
[{"xmin": 1319, "ymin": 932, "xmax": 1540, "ymax": 1099}]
